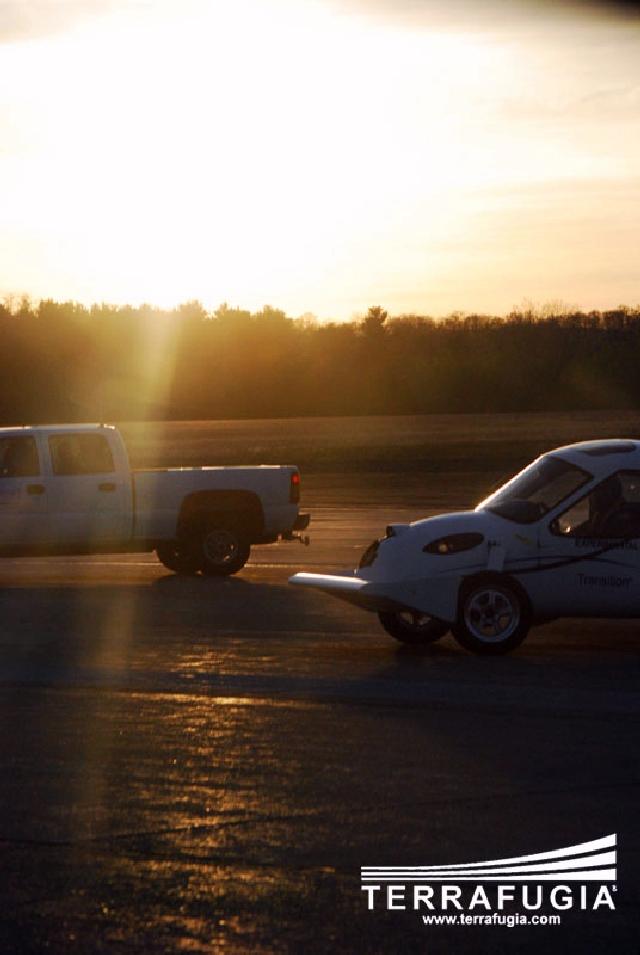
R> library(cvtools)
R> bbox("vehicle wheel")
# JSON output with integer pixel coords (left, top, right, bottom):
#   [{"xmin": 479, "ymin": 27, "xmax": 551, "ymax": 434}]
[
  {"xmin": 156, "ymin": 542, "xmax": 200, "ymax": 575},
  {"xmin": 198, "ymin": 518, "xmax": 251, "ymax": 576},
  {"xmin": 452, "ymin": 578, "xmax": 529, "ymax": 656},
  {"xmin": 378, "ymin": 611, "xmax": 449, "ymax": 646}
]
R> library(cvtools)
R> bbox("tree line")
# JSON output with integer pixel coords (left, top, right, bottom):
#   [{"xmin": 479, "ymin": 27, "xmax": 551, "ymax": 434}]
[{"xmin": 1, "ymin": 296, "xmax": 640, "ymax": 422}]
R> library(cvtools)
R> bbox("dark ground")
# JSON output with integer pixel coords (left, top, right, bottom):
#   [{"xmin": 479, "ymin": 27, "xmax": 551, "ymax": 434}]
[{"xmin": 0, "ymin": 492, "xmax": 638, "ymax": 954}]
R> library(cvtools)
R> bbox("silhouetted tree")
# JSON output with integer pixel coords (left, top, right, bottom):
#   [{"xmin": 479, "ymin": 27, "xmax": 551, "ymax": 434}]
[
  {"xmin": 361, "ymin": 305, "xmax": 388, "ymax": 336},
  {"xmin": 1, "ymin": 297, "xmax": 640, "ymax": 423}
]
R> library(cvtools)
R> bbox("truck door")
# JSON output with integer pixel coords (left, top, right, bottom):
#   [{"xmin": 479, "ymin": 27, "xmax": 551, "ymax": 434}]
[
  {"xmin": 45, "ymin": 431, "xmax": 129, "ymax": 544},
  {"xmin": 0, "ymin": 434, "xmax": 49, "ymax": 546},
  {"xmin": 537, "ymin": 471, "xmax": 640, "ymax": 617}
]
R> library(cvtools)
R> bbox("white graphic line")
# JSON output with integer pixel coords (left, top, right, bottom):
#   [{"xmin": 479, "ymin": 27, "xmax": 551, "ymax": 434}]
[
  {"xmin": 361, "ymin": 869, "xmax": 617, "ymax": 883},
  {"xmin": 362, "ymin": 851, "xmax": 615, "ymax": 879},
  {"xmin": 361, "ymin": 834, "xmax": 616, "ymax": 875}
]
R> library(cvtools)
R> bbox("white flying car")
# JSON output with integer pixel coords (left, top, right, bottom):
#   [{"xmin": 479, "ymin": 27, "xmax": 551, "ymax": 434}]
[{"xmin": 290, "ymin": 440, "xmax": 640, "ymax": 655}]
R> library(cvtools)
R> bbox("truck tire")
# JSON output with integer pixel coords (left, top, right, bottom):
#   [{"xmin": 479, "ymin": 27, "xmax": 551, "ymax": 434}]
[
  {"xmin": 197, "ymin": 516, "xmax": 251, "ymax": 576},
  {"xmin": 156, "ymin": 542, "xmax": 200, "ymax": 575}
]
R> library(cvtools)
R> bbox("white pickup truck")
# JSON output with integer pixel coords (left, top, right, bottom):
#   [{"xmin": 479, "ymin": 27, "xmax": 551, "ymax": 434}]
[{"xmin": 0, "ymin": 424, "xmax": 310, "ymax": 575}]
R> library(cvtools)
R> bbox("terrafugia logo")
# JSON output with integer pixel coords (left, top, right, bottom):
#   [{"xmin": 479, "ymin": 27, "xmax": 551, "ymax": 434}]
[{"xmin": 361, "ymin": 834, "xmax": 618, "ymax": 915}]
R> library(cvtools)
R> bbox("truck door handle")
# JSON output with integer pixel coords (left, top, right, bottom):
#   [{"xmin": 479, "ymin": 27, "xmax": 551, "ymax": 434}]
[
  {"xmin": 98, "ymin": 482, "xmax": 116, "ymax": 492},
  {"xmin": 26, "ymin": 484, "xmax": 45, "ymax": 495}
]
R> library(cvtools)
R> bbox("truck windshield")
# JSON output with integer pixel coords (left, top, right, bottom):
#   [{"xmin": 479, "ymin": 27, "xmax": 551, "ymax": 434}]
[{"xmin": 477, "ymin": 455, "xmax": 592, "ymax": 524}]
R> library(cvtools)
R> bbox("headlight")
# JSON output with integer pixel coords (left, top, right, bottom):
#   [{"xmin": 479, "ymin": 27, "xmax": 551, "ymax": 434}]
[{"xmin": 423, "ymin": 532, "xmax": 484, "ymax": 555}]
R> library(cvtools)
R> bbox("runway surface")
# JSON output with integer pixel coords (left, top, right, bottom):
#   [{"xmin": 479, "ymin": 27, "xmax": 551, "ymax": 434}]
[{"xmin": 0, "ymin": 506, "xmax": 638, "ymax": 953}]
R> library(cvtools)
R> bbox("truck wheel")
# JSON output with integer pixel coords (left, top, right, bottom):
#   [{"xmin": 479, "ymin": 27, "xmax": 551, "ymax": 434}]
[
  {"xmin": 198, "ymin": 518, "xmax": 251, "ymax": 576},
  {"xmin": 452, "ymin": 578, "xmax": 530, "ymax": 656},
  {"xmin": 378, "ymin": 611, "xmax": 449, "ymax": 646},
  {"xmin": 156, "ymin": 542, "xmax": 200, "ymax": 575}
]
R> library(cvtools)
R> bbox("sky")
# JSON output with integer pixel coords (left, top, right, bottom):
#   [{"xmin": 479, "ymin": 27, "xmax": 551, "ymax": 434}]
[{"xmin": 1, "ymin": 0, "xmax": 639, "ymax": 320}]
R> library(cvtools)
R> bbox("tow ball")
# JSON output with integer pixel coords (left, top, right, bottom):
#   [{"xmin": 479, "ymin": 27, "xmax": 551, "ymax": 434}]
[{"xmin": 283, "ymin": 531, "xmax": 310, "ymax": 546}]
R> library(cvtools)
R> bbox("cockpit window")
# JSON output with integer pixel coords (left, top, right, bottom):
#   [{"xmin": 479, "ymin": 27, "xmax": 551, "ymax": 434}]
[
  {"xmin": 554, "ymin": 471, "xmax": 640, "ymax": 538},
  {"xmin": 477, "ymin": 455, "xmax": 592, "ymax": 524}
]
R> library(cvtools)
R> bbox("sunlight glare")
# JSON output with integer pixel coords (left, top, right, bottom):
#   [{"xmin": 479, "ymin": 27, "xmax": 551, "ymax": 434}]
[
  {"xmin": 0, "ymin": 0, "xmax": 512, "ymax": 309},
  {"xmin": 2, "ymin": 0, "xmax": 637, "ymax": 316}
]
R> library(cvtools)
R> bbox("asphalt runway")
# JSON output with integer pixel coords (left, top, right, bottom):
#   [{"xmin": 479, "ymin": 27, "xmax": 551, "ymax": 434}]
[{"xmin": 0, "ymin": 506, "xmax": 638, "ymax": 954}]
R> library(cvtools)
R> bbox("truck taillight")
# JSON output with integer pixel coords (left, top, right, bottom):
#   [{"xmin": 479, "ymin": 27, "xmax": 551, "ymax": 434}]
[{"xmin": 290, "ymin": 471, "xmax": 300, "ymax": 503}]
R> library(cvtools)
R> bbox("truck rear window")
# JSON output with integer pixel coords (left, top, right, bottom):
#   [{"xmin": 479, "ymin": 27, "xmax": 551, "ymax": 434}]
[{"xmin": 49, "ymin": 433, "xmax": 115, "ymax": 475}]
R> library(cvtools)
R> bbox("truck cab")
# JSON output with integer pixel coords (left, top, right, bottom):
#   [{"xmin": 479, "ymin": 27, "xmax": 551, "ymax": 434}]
[
  {"xmin": 0, "ymin": 425, "xmax": 133, "ymax": 549},
  {"xmin": 0, "ymin": 424, "xmax": 309, "ymax": 574}
]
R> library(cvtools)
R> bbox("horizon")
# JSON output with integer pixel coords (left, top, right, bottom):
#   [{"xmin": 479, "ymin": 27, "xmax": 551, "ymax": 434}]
[{"xmin": 3, "ymin": 294, "xmax": 639, "ymax": 324}]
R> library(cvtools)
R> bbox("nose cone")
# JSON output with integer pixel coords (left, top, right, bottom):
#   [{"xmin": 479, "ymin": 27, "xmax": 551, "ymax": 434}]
[
  {"xmin": 360, "ymin": 510, "xmax": 491, "ymax": 582},
  {"xmin": 410, "ymin": 510, "xmax": 490, "ymax": 536}
]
